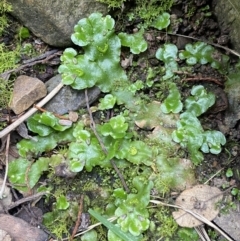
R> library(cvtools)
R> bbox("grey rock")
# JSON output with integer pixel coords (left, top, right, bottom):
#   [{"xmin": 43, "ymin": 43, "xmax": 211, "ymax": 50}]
[
  {"xmin": 214, "ymin": 201, "xmax": 240, "ymax": 241},
  {"xmin": 44, "ymin": 75, "xmax": 101, "ymax": 115},
  {"xmin": 224, "ymin": 81, "xmax": 240, "ymax": 129},
  {"xmin": 213, "ymin": 0, "xmax": 240, "ymax": 52},
  {"xmin": 10, "ymin": 75, "xmax": 47, "ymax": 115},
  {"xmin": 6, "ymin": 0, "xmax": 107, "ymax": 47}
]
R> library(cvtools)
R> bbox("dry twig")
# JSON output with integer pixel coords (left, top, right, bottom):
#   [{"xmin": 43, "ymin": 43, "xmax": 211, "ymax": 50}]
[
  {"xmin": 150, "ymin": 199, "xmax": 234, "ymax": 241},
  {"xmin": 7, "ymin": 191, "xmax": 47, "ymax": 210},
  {"xmin": 84, "ymin": 89, "xmax": 130, "ymax": 193},
  {"xmin": 182, "ymin": 77, "xmax": 223, "ymax": 86},
  {"xmin": 34, "ymin": 104, "xmax": 69, "ymax": 120},
  {"xmin": 70, "ymin": 195, "xmax": 84, "ymax": 241},
  {"xmin": 0, "ymin": 82, "xmax": 64, "ymax": 138},
  {"xmin": 0, "ymin": 50, "xmax": 62, "ymax": 78},
  {"xmin": 161, "ymin": 31, "xmax": 240, "ymax": 58}
]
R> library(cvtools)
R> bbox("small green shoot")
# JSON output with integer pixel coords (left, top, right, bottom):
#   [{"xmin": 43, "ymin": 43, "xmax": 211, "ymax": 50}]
[
  {"xmin": 27, "ymin": 112, "xmax": 72, "ymax": 136},
  {"xmin": 56, "ymin": 195, "xmax": 70, "ymax": 210},
  {"xmin": 161, "ymin": 83, "xmax": 183, "ymax": 114},
  {"xmin": 184, "ymin": 85, "xmax": 215, "ymax": 117},
  {"xmin": 226, "ymin": 168, "xmax": 233, "ymax": 178},
  {"xmin": 156, "ymin": 43, "xmax": 178, "ymax": 80},
  {"xmin": 201, "ymin": 130, "xmax": 226, "ymax": 154},
  {"xmin": 18, "ymin": 26, "xmax": 30, "ymax": 40},
  {"xmin": 8, "ymin": 157, "xmax": 49, "ymax": 192},
  {"xmin": 171, "ymin": 84, "xmax": 226, "ymax": 164},
  {"xmin": 98, "ymin": 94, "xmax": 117, "ymax": 110},
  {"xmin": 114, "ymin": 176, "xmax": 153, "ymax": 236},
  {"xmin": 118, "ymin": 29, "xmax": 148, "ymax": 54},
  {"xmin": 177, "ymin": 227, "xmax": 199, "ymax": 241},
  {"xmin": 81, "ymin": 230, "xmax": 98, "ymax": 241},
  {"xmin": 151, "ymin": 12, "xmax": 170, "ymax": 30},
  {"xmin": 89, "ymin": 209, "xmax": 140, "ymax": 241},
  {"xmin": 99, "ymin": 115, "xmax": 129, "ymax": 139},
  {"xmin": 179, "ymin": 41, "xmax": 229, "ymax": 70}
]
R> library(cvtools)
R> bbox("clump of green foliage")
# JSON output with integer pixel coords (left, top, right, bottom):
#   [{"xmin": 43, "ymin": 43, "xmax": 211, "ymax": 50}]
[
  {"xmin": 97, "ymin": 0, "xmax": 173, "ymax": 26},
  {"xmin": 165, "ymin": 84, "xmax": 226, "ymax": 164},
  {"xmin": 0, "ymin": 44, "xmax": 19, "ymax": 73},
  {"xmin": 0, "ymin": 79, "xmax": 13, "ymax": 108},
  {"xmin": 97, "ymin": 0, "xmax": 126, "ymax": 8},
  {"xmin": 0, "ymin": 1, "xmax": 21, "ymax": 74},
  {"xmin": 0, "ymin": 0, "xmax": 12, "ymax": 35},
  {"xmin": 134, "ymin": 0, "xmax": 173, "ymax": 24},
  {"xmin": 0, "ymin": 79, "xmax": 14, "ymax": 129},
  {"xmin": 179, "ymin": 41, "xmax": 229, "ymax": 71},
  {"xmin": 7, "ymin": 12, "xmax": 229, "ymax": 240}
]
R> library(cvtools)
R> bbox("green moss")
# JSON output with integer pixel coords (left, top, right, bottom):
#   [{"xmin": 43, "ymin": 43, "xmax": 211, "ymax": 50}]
[
  {"xmin": 0, "ymin": 0, "xmax": 12, "ymax": 35},
  {"xmin": 0, "ymin": 44, "xmax": 19, "ymax": 73},
  {"xmin": 97, "ymin": 0, "xmax": 126, "ymax": 8},
  {"xmin": 135, "ymin": 0, "xmax": 173, "ymax": 24},
  {"xmin": 0, "ymin": 78, "xmax": 14, "ymax": 130},
  {"xmin": 0, "ymin": 1, "xmax": 20, "ymax": 78},
  {"xmin": 0, "ymin": 78, "xmax": 13, "ymax": 108},
  {"xmin": 96, "ymin": 0, "xmax": 174, "ymax": 25}
]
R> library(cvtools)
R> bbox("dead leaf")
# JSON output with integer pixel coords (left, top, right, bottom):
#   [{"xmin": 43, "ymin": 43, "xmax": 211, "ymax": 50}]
[
  {"xmin": 121, "ymin": 54, "xmax": 133, "ymax": 69},
  {"xmin": 68, "ymin": 111, "xmax": 79, "ymax": 122},
  {"xmin": 172, "ymin": 184, "xmax": 223, "ymax": 227}
]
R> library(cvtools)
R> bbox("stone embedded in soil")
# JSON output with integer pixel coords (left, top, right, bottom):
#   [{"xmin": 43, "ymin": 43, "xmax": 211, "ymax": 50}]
[
  {"xmin": 214, "ymin": 202, "xmax": 240, "ymax": 241},
  {"xmin": 0, "ymin": 214, "xmax": 48, "ymax": 241},
  {"xmin": 7, "ymin": 0, "xmax": 107, "ymax": 47},
  {"xmin": 10, "ymin": 75, "xmax": 47, "ymax": 115},
  {"xmin": 213, "ymin": 0, "xmax": 240, "ymax": 53},
  {"xmin": 44, "ymin": 74, "xmax": 101, "ymax": 115},
  {"xmin": 223, "ymin": 81, "xmax": 240, "ymax": 131}
]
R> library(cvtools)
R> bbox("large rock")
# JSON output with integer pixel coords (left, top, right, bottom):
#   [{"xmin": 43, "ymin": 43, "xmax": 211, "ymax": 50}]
[
  {"xmin": 7, "ymin": 0, "xmax": 107, "ymax": 47},
  {"xmin": 212, "ymin": 0, "xmax": 240, "ymax": 52},
  {"xmin": 44, "ymin": 75, "xmax": 101, "ymax": 115}
]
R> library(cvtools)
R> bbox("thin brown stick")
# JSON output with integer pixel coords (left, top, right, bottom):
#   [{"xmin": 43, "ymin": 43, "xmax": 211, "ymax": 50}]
[
  {"xmin": 0, "ymin": 82, "xmax": 64, "ymax": 138},
  {"xmin": 0, "ymin": 50, "xmax": 62, "ymax": 78},
  {"xmin": 22, "ymin": 49, "xmax": 59, "ymax": 64},
  {"xmin": 150, "ymin": 199, "xmax": 234, "ymax": 241},
  {"xmin": 33, "ymin": 104, "xmax": 69, "ymax": 120},
  {"xmin": 70, "ymin": 195, "xmax": 84, "ymax": 241},
  {"xmin": 84, "ymin": 89, "xmax": 130, "ymax": 193},
  {"xmin": 0, "ymin": 134, "xmax": 10, "ymax": 198},
  {"xmin": 161, "ymin": 31, "xmax": 240, "ymax": 58},
  {"xmin": 7, "ymin": 191, "xmax": 47, "ymax": 210},
  {"xmin": 181, "ymin": 77, "xmax": 223, "ymax": 86}
]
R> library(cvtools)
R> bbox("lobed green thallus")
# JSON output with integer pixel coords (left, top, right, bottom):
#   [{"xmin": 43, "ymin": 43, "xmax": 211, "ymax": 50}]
[{"xmin": 7, "ymin": 12, "xmax": 228, "ymax": 240}]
